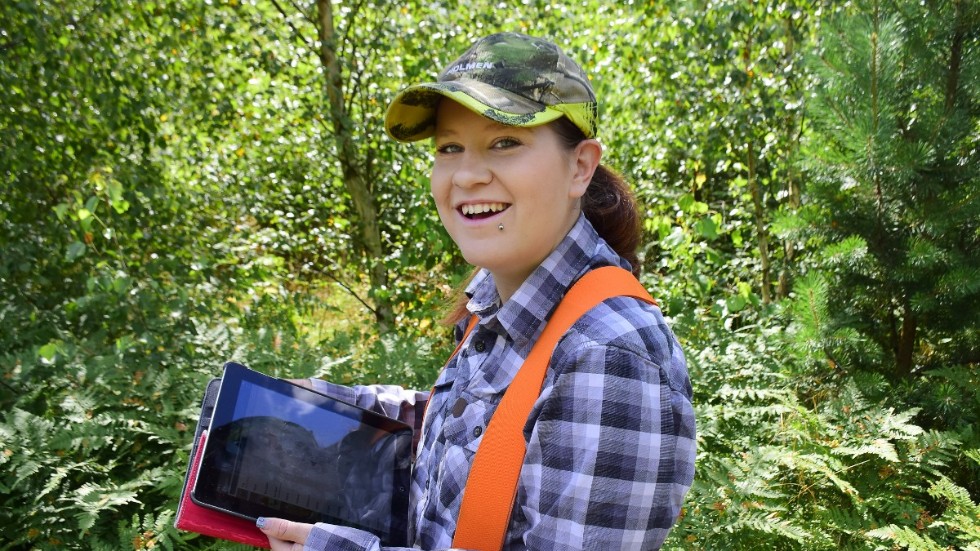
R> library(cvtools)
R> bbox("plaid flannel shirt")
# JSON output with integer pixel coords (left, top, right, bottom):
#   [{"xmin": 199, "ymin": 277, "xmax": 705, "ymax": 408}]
[{"xmin": 306, "ymin": 215, "xmax": 696, "ymax": 550}]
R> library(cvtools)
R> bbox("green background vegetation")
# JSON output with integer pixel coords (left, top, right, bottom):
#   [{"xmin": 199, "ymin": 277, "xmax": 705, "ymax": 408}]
[{"xmin": 2, "ymin": 0, "xmax": 978, "ymax": 549}]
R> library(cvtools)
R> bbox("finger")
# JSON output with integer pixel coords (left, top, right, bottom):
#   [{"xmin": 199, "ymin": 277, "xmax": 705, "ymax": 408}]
[
  {"xmin": 259, "ymin": 517, "xmax": 305, "ymax": 551},
  {"xmin": 256, "ymin": 517, "xmax": 313, "ymax": 545}
]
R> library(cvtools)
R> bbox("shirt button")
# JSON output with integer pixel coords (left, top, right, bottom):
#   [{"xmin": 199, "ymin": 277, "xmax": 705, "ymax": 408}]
[
  {"xmin": 474, "ymin": 340, "xmax": 486, "ymax": 353},
  {"xmin": 473, "ymin": 426, "xmax": 483, "ymax": 438}
]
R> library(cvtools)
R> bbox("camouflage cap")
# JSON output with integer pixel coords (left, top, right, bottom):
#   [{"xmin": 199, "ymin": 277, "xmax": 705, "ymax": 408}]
[{"xmin": 385, "ymin": 32, "xmax": 598, "ymax": 142}]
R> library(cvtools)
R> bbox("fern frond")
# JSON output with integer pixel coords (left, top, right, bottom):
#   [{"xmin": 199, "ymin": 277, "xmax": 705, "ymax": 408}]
[
  {"xmin": 67, "ymin": 481, "xmax": 141, "ymax": 532},
  {"xmin": 820, "ymin": 505, "xmax": 871, "ymax": 534},
  {"xmin": 927, "ymin": 476, "xmax": 980, "ymax": 547},
  {"xmin": 833, "ymin": 437, "xmax": 899, "ymax": 462},
  {"xmin": 732, "ymin": 510, "xmax": 810, "ymax": 544},
  {"xmin": 36, "ymin": 464, "xmax": 78, "ymax": 503},
  {"xmin": 965, "ymin": 449, "xmax": 980, "ymax": 468},
  {"xmin": 876, "ymin": 407, "xmax": 925, "ymax": 440},
  {"xmin": 865, "ymin": 525, "xmax": 946, "ymax": 551},
  {"xmin": 60, "ymin": 392, "xmax": 100, "ymax": 424},
  {"xmin": 907, "ymin": 430, "xmax": 961, "ymax": 478},
  {"xmin": 780, "ymin": 452, "xmax": 857, "ymax": 498}
]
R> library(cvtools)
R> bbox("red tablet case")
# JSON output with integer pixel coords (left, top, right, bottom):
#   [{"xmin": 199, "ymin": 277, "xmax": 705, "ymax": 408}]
[
  {"xmin": 173, "ymin": 431, "xmax": 271, "ymax": 548},
  {"xmin": 174, "ymin": 431, "xmax": 271, "ymax": 548},
  {"xmin": 174, "ymin": 376, "xmax": 271, "ymax": 549}
]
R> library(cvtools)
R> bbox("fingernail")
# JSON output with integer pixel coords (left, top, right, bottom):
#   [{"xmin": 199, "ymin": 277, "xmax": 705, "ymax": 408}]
[{"xmin": 255, "ymin": 517, "xmax": 267, "ymax": 529}]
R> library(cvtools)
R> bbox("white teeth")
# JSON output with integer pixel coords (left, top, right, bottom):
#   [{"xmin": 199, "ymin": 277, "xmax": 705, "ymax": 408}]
[{"xmin": 461, "ymin": 203, "xmax": 506, "ymax": 216}]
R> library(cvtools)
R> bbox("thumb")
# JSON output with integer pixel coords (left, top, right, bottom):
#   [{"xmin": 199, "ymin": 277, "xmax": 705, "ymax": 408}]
[{"xmin": 256, "ymin": 516, "xmax": 312, "ymax": 544}]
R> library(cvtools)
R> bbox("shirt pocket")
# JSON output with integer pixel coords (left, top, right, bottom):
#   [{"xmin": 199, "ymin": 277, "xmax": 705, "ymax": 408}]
[
  {"xmin": 441, "ymin": 390, "xmax": 491, "ymax": 455},
  {"xmin": 430, "ymin": 391, "xmax": 493, "ymax": 511}
]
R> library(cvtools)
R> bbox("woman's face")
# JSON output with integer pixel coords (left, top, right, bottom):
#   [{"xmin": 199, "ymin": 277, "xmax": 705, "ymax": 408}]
[{"xmin": 431, "ymin": 100, "xmax": 600, "ymax": 300}]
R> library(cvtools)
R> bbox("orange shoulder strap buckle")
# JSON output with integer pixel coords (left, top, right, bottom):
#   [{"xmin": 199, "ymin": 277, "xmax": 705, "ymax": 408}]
[{"xmin": 452, "ymin": 266, "xmax": 656, "ymax": 551}]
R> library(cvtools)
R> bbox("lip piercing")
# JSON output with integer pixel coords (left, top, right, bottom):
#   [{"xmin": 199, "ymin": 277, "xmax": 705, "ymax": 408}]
[{"xmin": 498, "ymin": 224, "xmax": 504, "ymax": 231}]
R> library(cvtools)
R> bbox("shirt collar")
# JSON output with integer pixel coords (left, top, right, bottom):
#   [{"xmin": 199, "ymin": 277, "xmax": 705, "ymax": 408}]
[{"xmin": 464, "ymin": 214, "xmax": 630, "ymax": 356}]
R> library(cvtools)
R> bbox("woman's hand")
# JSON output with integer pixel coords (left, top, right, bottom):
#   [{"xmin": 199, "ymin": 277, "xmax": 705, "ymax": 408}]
[{"xmin": 256, "ymin": 517, "xmax": 313, "ymax": 551}]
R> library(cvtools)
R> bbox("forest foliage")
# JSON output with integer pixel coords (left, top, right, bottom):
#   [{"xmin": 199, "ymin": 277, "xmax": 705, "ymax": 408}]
[{"xmin": 1, "ymin": 0, "xmax": 978, "ymax": 549}]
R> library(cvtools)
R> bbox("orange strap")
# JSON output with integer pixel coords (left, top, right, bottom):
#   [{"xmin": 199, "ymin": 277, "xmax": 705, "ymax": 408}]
[{"xmin": 452, "ymin": 266, "xmax": 656, "ymax": 551}]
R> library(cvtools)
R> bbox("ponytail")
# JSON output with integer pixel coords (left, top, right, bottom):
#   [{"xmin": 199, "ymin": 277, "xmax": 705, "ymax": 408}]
[
  {"xmin": 552, "ymin": 118, "xmax": 642, "ymax": 277},
  {"xmin": 581, "ymin": 164, "xmax": 642, "ymax": 277}
]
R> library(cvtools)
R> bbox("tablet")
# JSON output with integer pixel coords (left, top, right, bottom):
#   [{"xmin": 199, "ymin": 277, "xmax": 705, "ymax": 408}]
[{"xmin": 191, "ymin": 362, "xmax": 412, "ymax": 546}]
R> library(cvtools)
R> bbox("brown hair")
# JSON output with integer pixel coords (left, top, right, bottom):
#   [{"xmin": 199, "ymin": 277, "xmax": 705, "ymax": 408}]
[{"xmin": 441, "ymin": 117, "xmax": 643, "ymax": 325}]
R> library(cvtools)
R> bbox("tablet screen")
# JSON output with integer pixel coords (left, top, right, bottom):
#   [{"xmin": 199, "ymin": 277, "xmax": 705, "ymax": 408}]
[{"xmin": 191, "ymin": 362, "xmax": 412, "ymax": 546}]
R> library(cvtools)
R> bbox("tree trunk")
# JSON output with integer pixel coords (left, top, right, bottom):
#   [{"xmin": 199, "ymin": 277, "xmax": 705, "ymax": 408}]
[
  {"xmin": 944, "ymin": 0, "xmax": 966, "ymax": 113},
  {"xmin": 777, "ymin": 13, "xmax": 802, "ymax": 300},
  {"xmin": 747, "ymin": 140, "xmax": 772, "ymax": 304},
  {"xmin": 316, "ymin": 0, "xmax": 394, "ymax": 333},
  {"xmin": 896, "ymin": 310, "xmax": 917, "ymax": 379},
  {"xmin": 742, "ymin": 26, "xmax": 772, "ymax": 305},
  {"xmin": 777, "ymin": 162, "xmax": 800, "ymax": 299}
]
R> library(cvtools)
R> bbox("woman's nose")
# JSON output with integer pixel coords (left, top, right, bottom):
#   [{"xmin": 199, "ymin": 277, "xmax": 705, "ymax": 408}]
[{"xmin": 451, "ymin": 153, "xmax": 492, "ymax": 188}]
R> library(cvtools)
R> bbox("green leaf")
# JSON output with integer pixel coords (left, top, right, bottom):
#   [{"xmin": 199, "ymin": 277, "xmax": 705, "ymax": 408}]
[
  {"xmin": 111, "ymin": 199, "xmax": 130, "ymax": 214},
  {"xmin": 695, "ymin": 217, "xmax": 719, "ymax": 240},
  {"xmin": 678, "ymin": 193, "xmax": 709, "ymax": 214},
  {"xmin": 67, "ymin": 241, "xmax": 87, "ymax": 261},
  {"xmin": 106, "ymin": 180, "xmax": 124, "ymax": 202},
  {"xmin": 726, "ymin": 294, "xmax": 747, "ymax": 312},
  {"xmin": 53, "ymin": 203, "xmax": 70, "ymax": 220},
  {"xmin": 38, "ymin": 341, "xmax": 61, "ymax": 362}
]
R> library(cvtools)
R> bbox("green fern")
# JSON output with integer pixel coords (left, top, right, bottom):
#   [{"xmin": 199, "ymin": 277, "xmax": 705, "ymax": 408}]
[
  {"xmin": 927, "ymin": 476, "xmax": 980, "ymax": 550},
  {"xmin": 965, "ymin": 449, "xmax": 980, "ymax": 467},
  {"xmin": 779, "ymin": 452, "xmax": 857, "ymax": 498},
  {"xmin": 864, "ymin": 475, "xmax": 980, "ymax": 550},
  {"xmin": 730, "ymin": 510, "xmax": 811, "ymax": 545},
  {"xmin": 866, "ymin": 525, "xmax": 948, "ymax": 551}
]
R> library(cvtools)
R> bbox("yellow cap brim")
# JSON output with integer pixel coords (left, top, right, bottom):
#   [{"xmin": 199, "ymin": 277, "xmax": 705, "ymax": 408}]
[{"xmin": 385, "ymin": 81, "xmax": 593, "ymax": 142}]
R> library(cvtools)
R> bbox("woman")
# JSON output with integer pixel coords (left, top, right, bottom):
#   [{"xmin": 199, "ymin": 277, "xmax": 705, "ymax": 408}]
[{"xmin": 258, "ymin": 32, "xmax": 696, "ymax": 550}]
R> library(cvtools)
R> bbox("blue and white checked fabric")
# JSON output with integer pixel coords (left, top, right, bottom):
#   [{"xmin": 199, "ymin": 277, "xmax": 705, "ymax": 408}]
[{"xmin": 307, "ymin": 214, "xmax": 696, "ymax": 550}]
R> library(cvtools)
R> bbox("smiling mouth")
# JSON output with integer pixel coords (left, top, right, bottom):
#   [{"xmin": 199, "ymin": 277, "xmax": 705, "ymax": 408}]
[{"xmin": 460, "ymin": 202, "xmax": 509, "ymax": 220}]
